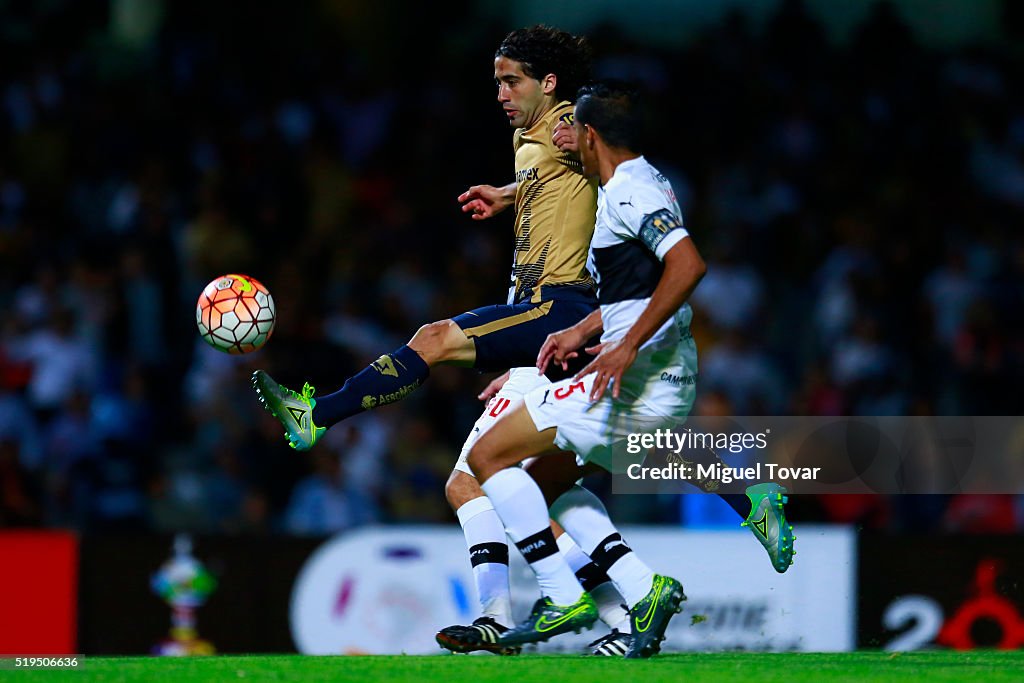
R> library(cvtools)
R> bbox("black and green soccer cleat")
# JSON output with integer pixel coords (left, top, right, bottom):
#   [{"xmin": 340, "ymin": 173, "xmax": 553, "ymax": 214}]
[
  {"xmin": 625, "ymin": 574, "xmax": 686, "ymax": 658},
  {"xmin": 435, "ymin": 617, "xmax": 521, "ymax": 656},
  {"xmin": 251, "ymin": 370, "xmax": 326, "ymax": 451},
  {"xmin": 742, "ymin": 482, "xmax": 796, "ymax": 573},
  {"xmin": 497, "ymin": 593, "xmax": 599, "ymax": 646}
]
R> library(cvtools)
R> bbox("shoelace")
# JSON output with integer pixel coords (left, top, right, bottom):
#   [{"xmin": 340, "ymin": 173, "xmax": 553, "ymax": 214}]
[{"xmin": 587, "ymin": 629, "xmax": 627, "ymax": 648}]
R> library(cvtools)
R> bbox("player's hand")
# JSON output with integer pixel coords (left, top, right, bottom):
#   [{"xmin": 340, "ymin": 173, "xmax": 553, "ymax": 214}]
[
  {"xmin": 458, "ymin": 185, "xmax": 512, "ymax": 220},
  {"xmin": 552, "ymin": 121, "xmax": 578, "ymax": 153},
  {"xmin": 537, "ymin": 327, "xmax": 587, "ymax": 374},
  {"xmin": 574, "ymin": 339, "xmax": 638, "ymax": 402},
  {"xmin": 478, "ymin": 370, "xmax": 510, "ymax": 401}
]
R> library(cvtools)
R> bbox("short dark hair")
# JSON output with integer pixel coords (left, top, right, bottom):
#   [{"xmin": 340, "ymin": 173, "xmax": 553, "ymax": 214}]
[
  {"xmin": 496, "ymin": 25, "xmax": 592, "ymax": 102},
  {"xmin": 574, "ymin": 82, "xmax": 643, "ymax": 151}
]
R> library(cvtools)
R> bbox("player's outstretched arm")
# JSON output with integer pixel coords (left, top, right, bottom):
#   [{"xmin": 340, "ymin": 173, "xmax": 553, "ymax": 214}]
[
  {"xmin": 576, "ymin": 238, "xmax": 706, "ymax": 401},
  {"xmin": 537, "ymin": 309, "xmax": 603, "ymax": 374},
  {"xmin": 457, "ymin": 182, "xmax": 516, "ymax": 220}
]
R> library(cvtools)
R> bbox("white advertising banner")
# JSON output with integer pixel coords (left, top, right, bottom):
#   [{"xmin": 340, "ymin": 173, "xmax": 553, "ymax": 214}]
[{"xmin": 290, "ymin": 525, "xmax": 855, "ymax": 655}]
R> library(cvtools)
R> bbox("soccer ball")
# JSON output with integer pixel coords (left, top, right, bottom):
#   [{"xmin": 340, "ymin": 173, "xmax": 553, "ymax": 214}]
[{"xmin": 196, "ymin": 274, "xmax": 276, "ymax": 354}]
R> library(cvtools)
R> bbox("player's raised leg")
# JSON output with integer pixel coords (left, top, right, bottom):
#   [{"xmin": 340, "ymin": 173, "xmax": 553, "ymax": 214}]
[
  {"xmin": 682, "ymin": 450, "xmax": 796, "ymax": 572},
  {"xmin": 741, "ymin": 483, "xmax": 795, "ymax": 572},
  {"xmin": 251, "ymin": 375, "xmax": 326, "ymax": 451},
  {"xmin": 683, "ymin": 448, "xmax": 795, "ymax": 572},
  {"xmin": 253, "ymin": 320, "xmax": 471, "ymax": 450},
  {"xmin": 695, "ymin": 487, "xmax": 795, "ymax": 572}
]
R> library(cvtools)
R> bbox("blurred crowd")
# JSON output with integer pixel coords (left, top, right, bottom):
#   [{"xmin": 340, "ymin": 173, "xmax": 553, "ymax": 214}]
[{"xmin": 0, "ymin": 1, "xmax": 1022, "ymax": 536}]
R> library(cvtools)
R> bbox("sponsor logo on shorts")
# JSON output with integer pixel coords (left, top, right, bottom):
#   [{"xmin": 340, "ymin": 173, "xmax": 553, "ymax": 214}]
[{"xmin": 660, "ymin": 372, "xmax": 697, "ymax": 386}]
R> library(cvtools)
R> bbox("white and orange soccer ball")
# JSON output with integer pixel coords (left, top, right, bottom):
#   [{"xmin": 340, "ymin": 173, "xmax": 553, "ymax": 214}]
[{"xmin": 196, "ymin": 274, "xmax": 276, "ymax": 354}]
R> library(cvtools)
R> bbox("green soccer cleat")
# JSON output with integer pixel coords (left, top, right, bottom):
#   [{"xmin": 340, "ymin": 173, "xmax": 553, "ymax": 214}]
[
  {"xmin": 742, "ymin": 482, "xmax": 795, "ymax": 573},
  {"xmin": 252, "ymin": 370, "xmax": 326, "ymax": 451},
  {"xmin": 625, "ymin": 574, "xmax": 686, "ymax": 659},
  {"xmin": 497, "ymin": 593, "xmax": 599, "ymax": 646}
]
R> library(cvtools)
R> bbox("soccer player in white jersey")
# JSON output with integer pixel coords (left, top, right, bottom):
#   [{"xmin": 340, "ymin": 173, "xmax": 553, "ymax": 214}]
[{"xmin": 466, "ymin": 83, "xmax": 703, "ymax": 658}]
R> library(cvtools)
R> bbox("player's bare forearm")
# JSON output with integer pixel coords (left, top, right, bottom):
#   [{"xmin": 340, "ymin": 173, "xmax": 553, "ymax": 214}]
[
  {"xmin": 478, "ymin": 370, "xmax": 510, "ymax": 401},
  {"xmin": 458, "ymin": 182, "xmax": 517, "ymax": 220},
  {"xmin": 569, "ymin": 308, "xmax": 604, "ymax": 340},
  {"xmin": 621, "ymin": 238, "xmax": 706, "ymax": 352}
]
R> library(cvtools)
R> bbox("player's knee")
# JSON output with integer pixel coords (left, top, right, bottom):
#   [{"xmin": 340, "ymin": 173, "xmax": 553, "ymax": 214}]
[
  {"xmin": 445, "ymin": 469, "xmax": 480, "ymax": 510},
  {"xmin": 409, "ymin": 320, "xmax": 470, "ymax": 365},
  {"xmin": 467, "ymin": 438, "xmax": 503, "ymax": 482}
]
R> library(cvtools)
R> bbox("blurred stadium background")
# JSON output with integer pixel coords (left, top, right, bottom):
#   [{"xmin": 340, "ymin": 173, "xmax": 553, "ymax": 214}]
[{"xmin": 0, "ymin": 0, "xmax": 1023, "ymax": 659}]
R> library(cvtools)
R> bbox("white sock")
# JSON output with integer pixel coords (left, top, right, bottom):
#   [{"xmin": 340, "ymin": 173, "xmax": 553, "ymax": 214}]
[
  {"xmin": 456, "ymin": 495, "xmax": 512, "ymax": 626},
  {"xmin": 557, "ymin": 534, "xmax": 630, "ymax": 631},
  {"xmin": 591, "ymin": 583, "xmax": 632, "ymax": 632},
  {"xmin": 550, "ymin": 485, "xmax": 655, "ymax": 608},
  {"xmin": 482, "ymin": 468, "xmax": 583, "ymax": 606}
]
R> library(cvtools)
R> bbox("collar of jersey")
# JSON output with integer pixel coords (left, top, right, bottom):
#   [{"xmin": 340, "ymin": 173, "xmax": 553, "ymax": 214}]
[
  {"xmin": 520, "ymin": 100, "xmax": 574, "ymax": 141},
  {"xmin": 603, "ymin": 155, "xmax": 647, "ymax": 192}
]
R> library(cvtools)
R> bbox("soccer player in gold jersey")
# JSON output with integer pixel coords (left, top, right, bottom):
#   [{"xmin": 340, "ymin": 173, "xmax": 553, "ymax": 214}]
[{"xmin": 254, "ymin": 25, "xmax": 636, "ymax": 655}]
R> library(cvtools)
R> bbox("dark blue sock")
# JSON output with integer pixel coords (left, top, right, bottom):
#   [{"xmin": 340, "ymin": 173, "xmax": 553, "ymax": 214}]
[
  {"xmin": 719, "ymin": 493, "xmax": 752, "ymax": 519},
  {"xmin": 311, "ymin": 346, "xmax": 429, "ymax": 427}
]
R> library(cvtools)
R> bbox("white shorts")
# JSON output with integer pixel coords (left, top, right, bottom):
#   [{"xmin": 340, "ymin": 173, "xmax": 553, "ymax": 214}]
[
  {"xmin": 453, "ymin": 368, "xmax": 551, "ymax": 477},
  {"xmin": 523, "ymin": 342, "xmax": 697, "ymax": 473}
]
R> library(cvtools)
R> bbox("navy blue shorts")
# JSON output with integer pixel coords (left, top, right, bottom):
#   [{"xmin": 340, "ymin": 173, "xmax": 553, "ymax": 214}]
[{"xmin": 453, "ymin": 299, "xmax": 597, "ymax": 373}]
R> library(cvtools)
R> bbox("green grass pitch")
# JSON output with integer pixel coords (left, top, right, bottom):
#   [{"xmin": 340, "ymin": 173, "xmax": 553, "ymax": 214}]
[{"xmin": 13, "ymin": 652, "xmax": 1024, "ymax": 683}]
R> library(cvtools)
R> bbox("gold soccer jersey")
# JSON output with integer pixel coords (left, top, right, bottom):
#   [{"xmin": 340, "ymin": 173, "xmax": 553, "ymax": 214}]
[{"xmin": 511, "ymin": 101, "xmax": 597, "ymax": 304}]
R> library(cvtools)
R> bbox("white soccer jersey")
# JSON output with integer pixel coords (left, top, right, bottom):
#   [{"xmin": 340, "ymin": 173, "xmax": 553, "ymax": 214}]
[
  {"xmin": 588, "ymin": 156, "xmax": 693, "ymax": 347},
  {"xmin": 521, "ymin": 157, "xmax": 699, "ymax": 472}
]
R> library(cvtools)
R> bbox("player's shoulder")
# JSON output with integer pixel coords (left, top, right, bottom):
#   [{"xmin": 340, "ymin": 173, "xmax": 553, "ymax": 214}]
[
  {"xmin": 552, "ymin": 104, "xmax": 576, "ymax": 131},
  {"xmin": 513, "ymin": 126, "xmax": 526, "ymax": 150},
  {"xmin": 547, "ymin": 101, "xmax": 575, "ymax": 127},
  {"xmin": 606, "ymin": 158, "xmax": 662, "ymax": 204},
  {"xmin": 626, "ymin": 156, "xmax": 670, "ymax": 189},
  {"xmin": 519, "ymin": 102, "xmax": 574, "ymax": 143},
  {"xmin": 537, "ymin": 103, "xmax": 576, "ymax": 149}
]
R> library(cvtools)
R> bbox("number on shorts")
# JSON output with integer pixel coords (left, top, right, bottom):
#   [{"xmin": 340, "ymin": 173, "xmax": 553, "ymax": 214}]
[
  {"xmin": 554, "ymin": 381, "xmax": 585, "ymax": 400},
  {"xmin": 488, "ymin": 397, "xmax": 511, "ymax": 417}
]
